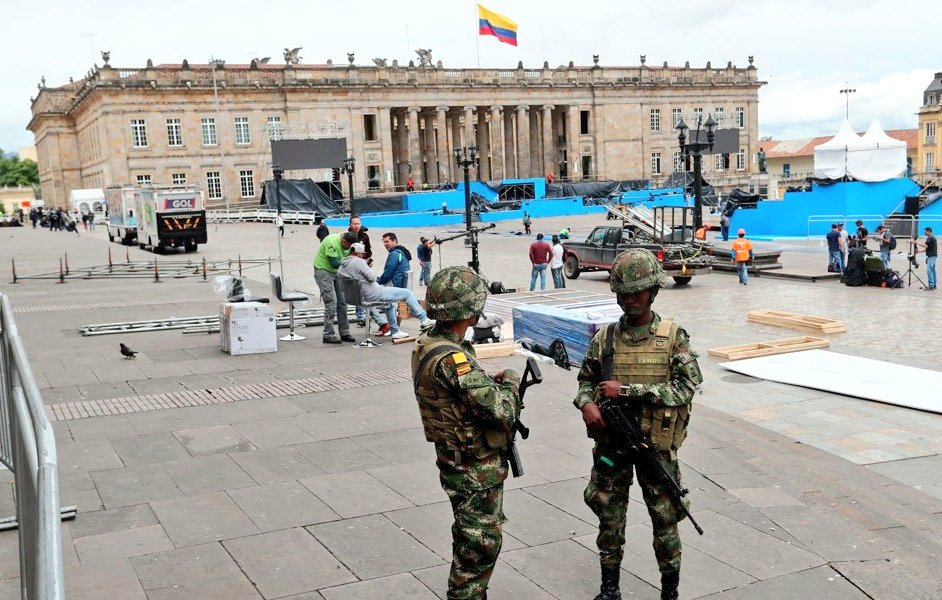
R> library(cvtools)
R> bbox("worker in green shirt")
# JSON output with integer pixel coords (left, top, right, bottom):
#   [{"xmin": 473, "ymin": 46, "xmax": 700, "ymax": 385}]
[{"xmin": 313, "ymin": 231, "xmax": 357, "ymax": 343}]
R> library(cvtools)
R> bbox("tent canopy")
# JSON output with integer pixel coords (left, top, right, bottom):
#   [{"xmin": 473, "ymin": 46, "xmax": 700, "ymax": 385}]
[{"xmin": 813, "ymin": 119, "xmax": 906, "ymax": 182}]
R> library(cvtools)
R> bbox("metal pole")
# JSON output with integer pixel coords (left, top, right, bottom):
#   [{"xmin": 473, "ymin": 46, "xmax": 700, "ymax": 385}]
[
  {"xmin": 273, "ymin": 166, "xmax": 285, "ymax": 281},
  {"xmin": 693, "ymin": 153, "xmax": 703, "ymax": 231}
]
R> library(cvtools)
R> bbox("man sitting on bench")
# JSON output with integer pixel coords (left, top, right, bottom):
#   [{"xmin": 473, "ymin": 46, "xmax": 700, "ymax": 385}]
[{"xmin": 339, "ymin": 243, "xmax": 434, "ymax": 340}]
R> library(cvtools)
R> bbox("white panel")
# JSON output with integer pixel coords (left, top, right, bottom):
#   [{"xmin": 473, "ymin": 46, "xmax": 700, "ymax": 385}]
[{"xmin": 720, "ymin": 349, "xmax": 941, "ymax": 414}]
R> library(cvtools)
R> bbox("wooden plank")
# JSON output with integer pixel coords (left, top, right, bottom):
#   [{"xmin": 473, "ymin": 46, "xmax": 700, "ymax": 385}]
[
  {"xmin": 472, "ymin": 341, "xmax": 518, "ymax": 359},
  {"xmin": 747, "ymin": 310, "xmax": 847, "ymax": 334},
  {"xmin": 708, "ymin": 336, "xmax": 830, "ymax": 360}
]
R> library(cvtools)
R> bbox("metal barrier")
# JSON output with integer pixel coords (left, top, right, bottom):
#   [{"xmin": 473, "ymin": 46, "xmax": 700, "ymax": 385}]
[
  {"xmin": 0, "ymin": 293, "xmax": 65, "ymax": 599},
  {"xmin": 207, "ymin": 208, "xmax": 320, "ymax": 224}
]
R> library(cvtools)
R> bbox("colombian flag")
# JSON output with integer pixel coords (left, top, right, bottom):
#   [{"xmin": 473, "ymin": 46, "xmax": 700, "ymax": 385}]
[{"xmin": 478, "ymin": 4, "xmax": 518, "ymax": 47}]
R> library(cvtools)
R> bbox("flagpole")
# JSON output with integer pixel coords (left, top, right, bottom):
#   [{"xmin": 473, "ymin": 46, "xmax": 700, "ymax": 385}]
[
  {"xmin": 541, "ymin": 26, "xmax": 545, "ymax": 63},
  {"xmin": 474, "ymin": 2, "xmax": 481, "ymax": 67}
]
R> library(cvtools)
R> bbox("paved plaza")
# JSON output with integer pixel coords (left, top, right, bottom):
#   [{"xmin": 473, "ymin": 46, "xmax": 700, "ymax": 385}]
[{"xmin": 1, "ymin": 215, "xmax": 940, "ymax": 599}]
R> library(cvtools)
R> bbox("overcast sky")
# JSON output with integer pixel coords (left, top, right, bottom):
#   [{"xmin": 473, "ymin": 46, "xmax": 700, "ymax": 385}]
[{"xmin": 1, "ymin": 0, "xmax": 935, "ymax": 154}]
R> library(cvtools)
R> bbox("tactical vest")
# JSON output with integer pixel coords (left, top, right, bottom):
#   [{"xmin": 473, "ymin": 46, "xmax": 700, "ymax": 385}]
[
  {"xmin": 411, "ymin": 336, "xmax": 507, "ymax": 461},
  {"xmin": 601, "ymin": 319, "xmax": 691, "ymax": 453}
]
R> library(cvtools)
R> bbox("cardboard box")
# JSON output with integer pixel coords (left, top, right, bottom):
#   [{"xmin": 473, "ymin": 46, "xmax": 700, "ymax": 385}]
[
  {"xmin": 220, "ymin": 302, "xmax": 277, "ymax": 355},
  {"xmin": 398, "ymin": 301, "xmax": 411, "ymax": 320}
]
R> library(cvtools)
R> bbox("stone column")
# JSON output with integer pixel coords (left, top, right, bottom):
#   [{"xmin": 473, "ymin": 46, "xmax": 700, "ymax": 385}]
[
  {"xmin": 396, "ymin": 110, "xmax": 410, "ymax": 187},
  {"xmin": 476, "ymin": 110, "xmax": 489, "ymax": 181},
  {"xmin": 435, "ymin": 106, "xmax": 450, "ymax": 183},
  {"xmin": 378, "ymin": 107, "xmax": 394, "ymax": 191},
  {"xmin": 424, "ymin": 112, "xmax": 437, "ymax": 185},
  {"xmin": 407, "ymin": 107, "xmax": 422, "ymax": 185},
  {"xmin": 567, "ymin": 105, "xmax": 581, "ymax": 180},
  {"xmin": 489, "ymin": 106, "xmax": 504, "ymax": 180},
  {"xmin": 542, "ymin": 105, "xmax": 556, "ymax": 178},
  {"xmin": 516, "ymin": 105, "xmax": 530, "ymax": 178},
  {"xmin": 504, "ymin": 109, "xmax": 516, "ymax": 178}
]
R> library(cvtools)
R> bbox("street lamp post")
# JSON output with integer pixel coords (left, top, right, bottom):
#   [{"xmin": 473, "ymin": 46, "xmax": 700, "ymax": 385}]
[
  {"xmin": 454, "ymin": 145, "xmax": 481, "ymax": 273},
  {"xmin": 676, "ymin": 114, "xmax": 717, "ymax": 232},
  {"xmin": 341, "ymin": 157, "xmax": 356, "ymax": 215},
  {"xmin": 209, "ymin": 58, "xmax": 228, "ymax": 212},
  {"xmin": 840, "ymin": 86, "xmax": 856, "ymax": 120}
]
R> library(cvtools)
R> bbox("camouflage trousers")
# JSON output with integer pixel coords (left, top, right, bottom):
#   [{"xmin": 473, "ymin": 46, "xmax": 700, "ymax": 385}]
[
  {"xmin": 584, "ymin": 444, "xmax": 685, "ymax": 574},
  {"xmin": 440, "ymin": 478, "xmax": 505, "ymax": 599}
]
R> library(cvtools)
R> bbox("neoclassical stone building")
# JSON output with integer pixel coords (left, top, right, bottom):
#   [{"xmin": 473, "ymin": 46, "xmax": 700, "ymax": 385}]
[{"xmin": 28, "ymin": 55, "xmax": 764, "ymax": 208}]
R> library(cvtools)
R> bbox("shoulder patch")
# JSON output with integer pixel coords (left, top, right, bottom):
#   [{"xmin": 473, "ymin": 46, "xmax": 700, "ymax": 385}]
[{"xmin": 450, "ymin": 352, "xmax": 472, "ymax": 375}]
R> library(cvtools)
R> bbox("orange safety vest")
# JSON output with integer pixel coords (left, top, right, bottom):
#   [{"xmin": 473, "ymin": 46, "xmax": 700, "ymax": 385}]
[{"xmin": 731, "ymin": 238, "xmax": 753, "ymax": 262}]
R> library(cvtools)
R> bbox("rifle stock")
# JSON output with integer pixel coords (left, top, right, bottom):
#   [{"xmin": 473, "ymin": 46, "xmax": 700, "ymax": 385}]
[
  {"xmin": 508, "ymin": 357, "xmax": 542, "ymax": 477},
  {"xmin": 598, "ymin": 402, "xmax": 704, "ymax": 535}
]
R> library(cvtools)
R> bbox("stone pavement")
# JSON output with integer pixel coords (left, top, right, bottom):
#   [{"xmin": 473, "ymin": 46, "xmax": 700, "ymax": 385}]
[{"xmin": 0, "ymin": 215, "xmax": 940, "ymax": 599}]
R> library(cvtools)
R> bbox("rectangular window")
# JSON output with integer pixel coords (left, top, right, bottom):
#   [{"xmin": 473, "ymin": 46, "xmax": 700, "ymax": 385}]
[
  {"xmin": 672, "ymin": 151, "xmax": 683, "ymax": 172},
  {"xmin": 736, "ymin": 149, "xmax": 746, "ymax": 171},
  {"xmin": 234, "ymin": 117, "xmax": 250, "ymax": 145},
  {"xmin": 136, "ymin": 174, "xmax": 152, "ymax": 186},
  {"xmin": 693, "ymin": 107, "xmax": 703, "ymax": 119},
  {"xmin": 171, "ymin": 173, "xmax": 186, "ymax": 186},
  {"xmin": 735, "ymin": 107, "xmax": 745, "ymax": 128},
  {"xmin": 714, "ymin": 154, "xmax": 724, "ymax": 171},
  {"xmin": 927, "ymin": 122, "xmax": 936, "ymax": 143},
  {"xmin": 239, "ymin": 170, "xmax": 255, "ymax": 198},
  {"xmin": 201, "ymin": 118, "xmax": 217, "ymax": 146},
  {"xmin": 651, "ymin": 152, "xmax": 662, "ymax": 176},
  {"xmin": 649, "ymin": 108, "xmax": 660, "ymax": 132},
  {"xmin": 166, "ymin": 118, "xmax": 183, "ymax": 147},
  {"xmin": 267, "ymin": 116, "xmax": 282, "ymax": 140},
  {"xmin": 580, "ymin": 110, "xmax": 590, "ymax": 135},
  {"xmin": 206, "ymin": 171, "xmax": 222, "ymax": 199},
  {"xmin": 364, "ymin": 114, "xmax": 377, "ymax": 141},
  {"xmin": 927, "ymin": 152, "xmax": 936, "ymax": 169},
  {"xmin": 130, "ymin": 119, "xmax": 148, "ymax": 148},
  {"xmin": 367, "ymin": 165, "xmax": 381, "ymax": 189},
  {"xmin": 672, "ymin": 108, "xmax": 683, "ymax": 127}
]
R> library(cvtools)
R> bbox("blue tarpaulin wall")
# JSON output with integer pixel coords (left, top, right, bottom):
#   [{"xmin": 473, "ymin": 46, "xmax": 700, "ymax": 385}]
[{"xmin": 730, "ymin": 178, "xmax": 920, "ymax": 239}]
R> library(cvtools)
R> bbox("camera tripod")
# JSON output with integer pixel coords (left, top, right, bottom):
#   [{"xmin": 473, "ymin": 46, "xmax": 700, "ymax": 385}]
[{"xmin": 902, "ymin": 242, "xmax": 928, "ymax": 289}]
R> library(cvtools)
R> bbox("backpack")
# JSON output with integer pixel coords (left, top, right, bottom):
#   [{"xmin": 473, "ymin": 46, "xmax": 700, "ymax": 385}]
[
  {"xmin": 885, "ymin": 271, "xmax": 903, "ymax": 288},
  {"xmin": 888, "ymin": 234, "xmax": 897, "ymax": 250}
]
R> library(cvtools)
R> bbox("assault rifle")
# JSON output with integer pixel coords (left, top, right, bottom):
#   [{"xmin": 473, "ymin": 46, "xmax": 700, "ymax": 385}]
[
  {"xmin": 508, "ymin": 357, "xmax": 542, "ymax": 478},
  {"xmin": 597, "ymin": 401, "xmax": 704, "ymax": 535}
]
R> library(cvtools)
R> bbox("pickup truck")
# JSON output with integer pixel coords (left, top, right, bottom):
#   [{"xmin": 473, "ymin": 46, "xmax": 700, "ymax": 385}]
[{"xmin": 562, "ymin": 225, "xmax": 713, "ymax": 285}]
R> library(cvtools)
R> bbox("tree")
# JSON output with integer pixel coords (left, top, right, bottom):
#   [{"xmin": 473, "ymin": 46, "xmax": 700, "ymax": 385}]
[{"xmin": 0, "ymin": 149, "xmax": 39, "ymax": 187}]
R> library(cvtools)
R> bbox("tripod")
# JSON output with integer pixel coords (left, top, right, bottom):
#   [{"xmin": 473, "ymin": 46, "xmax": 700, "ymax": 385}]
[{"xmin": 902, "ymin": 242, "xmax": 928, "ymax": 288}]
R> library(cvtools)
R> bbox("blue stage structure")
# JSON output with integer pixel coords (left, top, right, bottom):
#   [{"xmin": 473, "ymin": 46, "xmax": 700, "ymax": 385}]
[{"xmin": 730, "ymin": 178, "xmax": 922, "ymax": 239}]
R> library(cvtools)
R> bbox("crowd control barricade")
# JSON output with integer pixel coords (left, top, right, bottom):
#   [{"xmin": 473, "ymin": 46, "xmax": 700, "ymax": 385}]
[{"xmin": 0, "ymin": 293, "xmax": 66, "ymax": 599}]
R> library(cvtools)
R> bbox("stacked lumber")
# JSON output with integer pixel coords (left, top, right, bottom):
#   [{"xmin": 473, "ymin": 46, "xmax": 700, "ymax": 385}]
[
  {"xmin": 747, "ymin": 310, "xmax": 847, "ymax": 334},
  {"xmin": 472, "ymin": 340, "xmax": 518, "ymax": 359},
  {"xmin": 708, "ymin": 336, "xmax": 830, "ymax": 361}
]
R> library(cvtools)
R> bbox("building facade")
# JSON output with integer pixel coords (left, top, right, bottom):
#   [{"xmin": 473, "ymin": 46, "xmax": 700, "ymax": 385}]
[
  {"xmin": 28, "ymin": 57, "xmax": 764, "ymax": 208},
  {"xmin": 917, "ymin": 71, "xmax": 941, "ymax": 176}
]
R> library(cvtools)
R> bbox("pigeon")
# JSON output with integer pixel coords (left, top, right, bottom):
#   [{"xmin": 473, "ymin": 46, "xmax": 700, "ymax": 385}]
[{"xmin": 119, "ymin": 343, "xmax": 137, "ymax": 359}]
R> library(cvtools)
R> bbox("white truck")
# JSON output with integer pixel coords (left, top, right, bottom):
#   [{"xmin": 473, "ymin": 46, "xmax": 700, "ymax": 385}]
[
  {"xmin": 69, "ymin": 188, "xmax": 107, "ymax": 224},
  {"xmin": 105, "ymin": 186, "xmax": 139, "ymax": 245},
  {"xmin": 135, "ymin": 187, "xmax": 207, "ymax": 253}
]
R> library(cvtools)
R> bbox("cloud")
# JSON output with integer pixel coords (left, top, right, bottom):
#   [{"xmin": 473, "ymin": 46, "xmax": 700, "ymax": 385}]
[{"xmin": 760, "ymin": 68, "xmax": 933, "ymax": 139}]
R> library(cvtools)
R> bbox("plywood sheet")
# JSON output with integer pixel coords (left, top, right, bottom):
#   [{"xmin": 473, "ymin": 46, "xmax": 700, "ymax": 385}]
[
  {"xmin": 720, "ymin": 349, "xmax": 941, "ymax": 414},
  {"xmin": 708, "ymin": 336, "xmax": 829, "ymax": 360}
]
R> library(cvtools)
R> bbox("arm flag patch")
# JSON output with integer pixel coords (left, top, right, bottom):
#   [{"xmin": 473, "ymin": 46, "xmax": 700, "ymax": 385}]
[{"xmin": 451, "ymin": 352, "xmax": 472, "ymax": 375}]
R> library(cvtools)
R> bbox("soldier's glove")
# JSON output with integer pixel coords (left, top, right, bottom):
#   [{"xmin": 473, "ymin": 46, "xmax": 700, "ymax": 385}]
[{"xmin": 494, "ymin": 369, "xmax": 521, "ymax": 389}]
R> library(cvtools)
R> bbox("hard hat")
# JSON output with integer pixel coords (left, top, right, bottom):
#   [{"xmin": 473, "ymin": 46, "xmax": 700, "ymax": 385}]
[{"xmin": 609, "ymin": 249, "xmax": 667, "ymax": 294}]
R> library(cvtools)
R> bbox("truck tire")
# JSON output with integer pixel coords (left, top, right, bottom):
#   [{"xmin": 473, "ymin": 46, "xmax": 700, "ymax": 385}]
[
  {"xmin": 564, "ymin": 256, "xmax": 581, "ymax": 279},
  {"xmin": 108, "ymin": 233, "xmax": 114, "ymax": 243},
  {"xmin": 673, "ymin": 276, "xmax": 692, "ymax": 285},
  {"xmin": 185, "ymin": 241, "xmax": 197, "ymax": 253}
]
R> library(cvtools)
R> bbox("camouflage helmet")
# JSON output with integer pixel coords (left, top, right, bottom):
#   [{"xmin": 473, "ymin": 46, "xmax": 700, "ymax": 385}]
[
  {"xmin": 610, "ymin": 248, "xmax": 667, "ymax": 294},
  {"xmin": 425, "ymin": 266, "xmax": 488, "ymax": 320}
]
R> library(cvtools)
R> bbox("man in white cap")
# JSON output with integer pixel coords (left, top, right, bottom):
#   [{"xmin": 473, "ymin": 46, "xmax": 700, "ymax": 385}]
[{"xmin": 339, "ymin": 242, "xmax": 434, "ymax": 339}]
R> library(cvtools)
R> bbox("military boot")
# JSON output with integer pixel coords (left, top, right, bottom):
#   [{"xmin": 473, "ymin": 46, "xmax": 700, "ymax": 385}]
[
  {"xmin": 593, "ymin": 566, "xmax": 622, "ymax": 600},
  {"xmin": 660, "ymin": 572, "xmax": 680, "ymax": 600}
]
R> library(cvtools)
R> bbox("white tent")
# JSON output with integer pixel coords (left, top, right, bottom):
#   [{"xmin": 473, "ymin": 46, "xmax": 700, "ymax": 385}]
[{"xmin": 813, "ymin": 119, "xmax": 906, "ymax": 182}]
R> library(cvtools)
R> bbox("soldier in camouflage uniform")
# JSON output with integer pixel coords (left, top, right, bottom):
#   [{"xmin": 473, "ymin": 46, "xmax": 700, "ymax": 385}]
[
  {"xmin": 412, "ymin": 266, "xmax": 522, "ymax": 599},
  {"xmin": 574, "ymin": 249, "xmax": 703, "ymax": 600}
]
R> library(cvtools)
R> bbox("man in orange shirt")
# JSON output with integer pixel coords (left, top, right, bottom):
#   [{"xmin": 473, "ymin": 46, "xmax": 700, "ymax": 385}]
[{"xmin": 731, "ymin": 228, "xmax": 754, "ymax": 285}]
